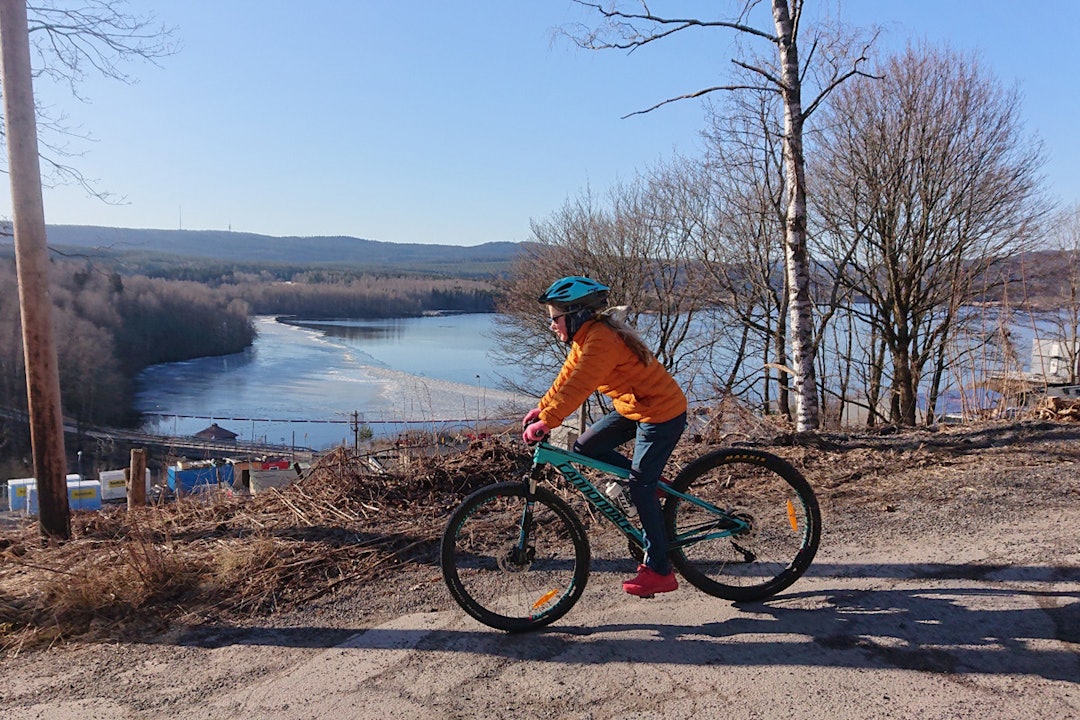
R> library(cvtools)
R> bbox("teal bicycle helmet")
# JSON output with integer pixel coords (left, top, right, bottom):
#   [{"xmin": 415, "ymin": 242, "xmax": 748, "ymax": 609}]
[
  {"xmin": 537, "ymin": 276, "xmax": 609, "ymax": 311},
  {"xmin": 538, "ymin": 276, "xmax": 610, "ymax": 343}
]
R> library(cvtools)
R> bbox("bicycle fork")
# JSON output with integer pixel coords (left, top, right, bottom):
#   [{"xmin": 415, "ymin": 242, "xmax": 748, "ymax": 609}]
[{"xmin": 505, "ymin": 465, "xmax": 546, "ymax": 569}]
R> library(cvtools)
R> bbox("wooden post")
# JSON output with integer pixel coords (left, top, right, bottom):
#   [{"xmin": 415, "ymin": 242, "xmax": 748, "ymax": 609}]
[
  {"xmin": 0, "ymin": 0, "xmax": 69, "ymax": 539},
  {"xmin": 128, "ymin": 449, "xmax": 147, "ymax": 509}
]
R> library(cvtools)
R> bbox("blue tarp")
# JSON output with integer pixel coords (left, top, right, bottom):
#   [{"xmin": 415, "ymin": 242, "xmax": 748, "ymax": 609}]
[{"xmin": 167, "ymin": 465, "xmax": 234, "ymax": 492}]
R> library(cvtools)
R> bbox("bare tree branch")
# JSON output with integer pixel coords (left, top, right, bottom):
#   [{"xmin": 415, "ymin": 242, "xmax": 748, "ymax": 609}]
[
  {"xmin": 622, "ymin": 80, "xmax": 770, "ymax": 118},
  {"xmin": 0, "ymin": 1, "xmax": 176, "ymax": 200},
  {"xmin": 26, "ymin": 0, "xmax": 176, "ymax": 95},
  {"xmin": 731, "ymin": 58, "xmax": 784, "ymax": 89},
  {"xmin": 569, "ymin": 0, "xmax": 777, "ymax": 50}
]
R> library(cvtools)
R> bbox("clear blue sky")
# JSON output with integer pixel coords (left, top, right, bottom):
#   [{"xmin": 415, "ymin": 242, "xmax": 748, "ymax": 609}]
[{"xmin": 2, "ymin": 1, "xmax": 1075, "ymax": 246}]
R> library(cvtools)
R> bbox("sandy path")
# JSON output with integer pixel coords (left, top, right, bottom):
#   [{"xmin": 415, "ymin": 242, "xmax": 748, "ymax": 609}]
[{"xmin": 3, "ymin": 504, "xmax": 1077, "ymax": 720}]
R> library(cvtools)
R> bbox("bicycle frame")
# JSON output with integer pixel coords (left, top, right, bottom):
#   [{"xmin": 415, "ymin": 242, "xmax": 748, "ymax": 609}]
[{"xmin": 525, "ymin": 441, "xmax": 750, "ymax": 552}]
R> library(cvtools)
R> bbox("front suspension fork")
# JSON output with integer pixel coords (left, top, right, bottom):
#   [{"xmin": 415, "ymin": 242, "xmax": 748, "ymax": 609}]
[{"xmin": 511, "ymin": 464, "xmax": 546, "ymax": 564}]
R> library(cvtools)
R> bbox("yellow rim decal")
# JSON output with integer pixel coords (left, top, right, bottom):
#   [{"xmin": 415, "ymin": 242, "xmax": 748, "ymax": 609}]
[
  {"xmin": 532, "ymin": 589, "xmax": 559, "ymax": 610},
  {"xmin": 787, "ymin": 500, "xmax": 799, "ymax": 532}
]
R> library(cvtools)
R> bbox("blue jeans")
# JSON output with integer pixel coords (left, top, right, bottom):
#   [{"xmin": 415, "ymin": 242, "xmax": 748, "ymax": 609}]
[{"xmin": 573, "ymin": 410, "xmax": 687, "ymax": 575}]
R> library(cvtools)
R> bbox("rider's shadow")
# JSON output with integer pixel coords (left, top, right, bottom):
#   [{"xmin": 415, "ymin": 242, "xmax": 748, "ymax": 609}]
[
  {"xmin": 169, "ymin": 562, "xmax": 1079, "ymax": 685},
  {"xmin": 545, "ymin": 562, "xmax": 1080, "ymax": 682}
]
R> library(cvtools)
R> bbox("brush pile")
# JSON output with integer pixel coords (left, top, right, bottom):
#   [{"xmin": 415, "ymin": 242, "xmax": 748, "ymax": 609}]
[
  {"xmin": 0, "ymin": 438, "xmax": 531, "ymax": 653},
  {"xmin": 1033, "ymin": 395, "xmax": 1080, "ymax": 422}
]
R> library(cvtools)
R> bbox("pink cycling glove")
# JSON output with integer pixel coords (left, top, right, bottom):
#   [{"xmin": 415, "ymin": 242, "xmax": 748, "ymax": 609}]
[{"xmin": 522, "ymin": 420, "xmax": 550, "ymax": 444}]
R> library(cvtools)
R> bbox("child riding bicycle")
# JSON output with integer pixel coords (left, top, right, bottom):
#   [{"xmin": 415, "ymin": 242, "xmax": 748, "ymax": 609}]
[{"xmin": 521, "ymin": 276, "xmax": 688, "ymax": 597}]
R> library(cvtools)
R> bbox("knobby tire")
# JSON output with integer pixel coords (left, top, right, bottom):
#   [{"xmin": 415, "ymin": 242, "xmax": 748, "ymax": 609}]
[
  {"xmin": 441, "ymin": 482, "xmax": 590, "ymax": 632},
  {"xmin": 665, "ymin": 448, "xmax": 821, "ymax": 602}
]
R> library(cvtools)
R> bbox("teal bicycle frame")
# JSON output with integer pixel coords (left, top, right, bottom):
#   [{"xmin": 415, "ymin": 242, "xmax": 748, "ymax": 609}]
[{"xmin": 526, "ymin": 441, "xmax": 751, "ymax": 553}]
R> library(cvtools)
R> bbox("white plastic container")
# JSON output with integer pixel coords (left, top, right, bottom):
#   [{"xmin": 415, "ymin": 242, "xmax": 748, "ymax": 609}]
[
  {"xmin": 6, "ymin": 477, "xmax": 35, "ymax": 512},
  {"xmin": 24, "ymin": 479, "xmax": 102, "ymax": 515},
  {"xmin": 69, "ymin": 480, "xmax": 102, "ymax": 511},
  {"xmin": 99, "ymin": 469, "xmax": 152, "ymax": 501}
]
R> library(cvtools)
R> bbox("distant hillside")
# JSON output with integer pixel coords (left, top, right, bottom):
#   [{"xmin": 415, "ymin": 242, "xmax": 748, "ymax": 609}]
[{"xmin": 38, "ymin": 225, "xmax": 525, "ymax": 277}]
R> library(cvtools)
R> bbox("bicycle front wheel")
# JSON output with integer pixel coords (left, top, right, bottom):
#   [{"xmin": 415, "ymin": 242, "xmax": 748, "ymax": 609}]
[
  {"xmin": 441, "ymin": 482, "xmax": 590, "ymax": 632},
  {"xmin": 666, "ymin": 448, "xmax": 820, "ymax": 602}
]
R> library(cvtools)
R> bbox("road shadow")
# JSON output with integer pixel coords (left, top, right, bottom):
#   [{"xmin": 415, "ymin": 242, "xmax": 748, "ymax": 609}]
[{"xmin": 164, "ymin": 560, "xmax": 1080, "ymax": 683}]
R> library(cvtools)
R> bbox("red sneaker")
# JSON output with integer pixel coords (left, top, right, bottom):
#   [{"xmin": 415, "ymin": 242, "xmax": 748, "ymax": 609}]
[{"xmin": 622, "ymin": 564, "xmax": 678, "ymax": 597}]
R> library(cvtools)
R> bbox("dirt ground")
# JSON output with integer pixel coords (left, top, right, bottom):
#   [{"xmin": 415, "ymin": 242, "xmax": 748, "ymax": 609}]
[{"xmin": 1, "ymin": 419, "xmax": 1078, "ymax": 719}]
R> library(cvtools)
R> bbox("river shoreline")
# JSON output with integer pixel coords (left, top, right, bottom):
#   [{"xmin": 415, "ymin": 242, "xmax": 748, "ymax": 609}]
[{"xmin": 135, "ymin": 314, "xmax": 532, "ymax": 449}]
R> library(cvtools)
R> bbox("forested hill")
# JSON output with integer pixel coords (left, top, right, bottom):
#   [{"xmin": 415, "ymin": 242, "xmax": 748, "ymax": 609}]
[{"xmin": 42, "ymin": 224, "xmax": 524, "ymax": 276}]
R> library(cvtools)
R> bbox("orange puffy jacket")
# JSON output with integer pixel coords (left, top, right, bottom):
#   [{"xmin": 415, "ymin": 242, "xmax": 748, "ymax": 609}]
[{"xmin": 537, "ymin": 319, "xmax": 687, "ymax": 429}]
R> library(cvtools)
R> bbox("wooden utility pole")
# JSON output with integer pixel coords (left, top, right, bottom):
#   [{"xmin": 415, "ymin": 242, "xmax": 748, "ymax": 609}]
[{"xmin": 0, "ymin": 0, "xmax": 70, "ymax": 538}]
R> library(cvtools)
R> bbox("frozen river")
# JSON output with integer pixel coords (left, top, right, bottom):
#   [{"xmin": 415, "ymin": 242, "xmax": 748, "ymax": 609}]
[{"xmin": 136, "ymin": 314, "xmax": 530, "ymax": 449}]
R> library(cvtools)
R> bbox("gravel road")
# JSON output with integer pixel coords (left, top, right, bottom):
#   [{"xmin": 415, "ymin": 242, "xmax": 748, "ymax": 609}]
[{"xmin": 2, "ymin": 421, "xmax": 1079, "ymax": 719}]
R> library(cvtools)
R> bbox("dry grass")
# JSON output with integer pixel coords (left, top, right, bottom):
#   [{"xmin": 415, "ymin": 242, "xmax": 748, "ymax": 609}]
[{"xmin": 0, "ymin": 441, "xmax": 531, "ymax": 655}]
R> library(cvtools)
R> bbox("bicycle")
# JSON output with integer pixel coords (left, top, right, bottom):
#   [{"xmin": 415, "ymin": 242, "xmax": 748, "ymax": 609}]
[{"xmin": 440, "ymin": 439, "xmax": 821, "ymax": 632}]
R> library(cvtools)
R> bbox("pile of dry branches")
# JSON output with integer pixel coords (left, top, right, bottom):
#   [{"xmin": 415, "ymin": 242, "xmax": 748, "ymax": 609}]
[
  {"xmin": 1032, "ymin": 396, "xmax": 1080, "ymax": 422},
  {"xmin": 0, "ymin": 438, "xmax": 532, "ymax": 654}
]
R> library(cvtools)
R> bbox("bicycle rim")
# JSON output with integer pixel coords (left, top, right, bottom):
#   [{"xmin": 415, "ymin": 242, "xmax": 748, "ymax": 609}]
[
  {"xmin": 441, "ymin": 482, "xmax": 590, "ymax": 632},
  {"xmin": 667, "ymin": 449, "xmax": 820, "ymax": 602}
]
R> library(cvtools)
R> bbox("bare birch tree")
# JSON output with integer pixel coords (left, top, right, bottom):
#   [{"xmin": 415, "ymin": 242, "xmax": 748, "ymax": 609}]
[
  {"xmin": 699, "ymin": 85, "xmax": 863, "ymax": 425},
  {"xmin": 566, "ymin": 1, "xmax": 874, "ymax": 431}
]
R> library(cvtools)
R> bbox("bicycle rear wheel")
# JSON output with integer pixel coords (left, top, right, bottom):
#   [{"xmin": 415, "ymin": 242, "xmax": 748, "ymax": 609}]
[
  {"xmin": 666, "ymin": 448, "xmax": 820, "ymax": 602},
  {"xmin": 441, "ymin": 482, "xmax": 590, "ymax": 632}
]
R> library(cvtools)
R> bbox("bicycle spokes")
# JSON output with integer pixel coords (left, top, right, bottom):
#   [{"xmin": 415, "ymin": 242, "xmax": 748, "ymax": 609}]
[{"xmin": 666, "ymin": 448, "xmax": 820, "ymax": 602}]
